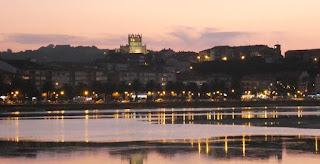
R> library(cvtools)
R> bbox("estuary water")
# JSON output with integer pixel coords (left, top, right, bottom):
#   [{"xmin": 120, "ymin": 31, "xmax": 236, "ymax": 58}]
[{"xmin": 1, "ymin": 106, "xmax": 320, "ymax": 163}]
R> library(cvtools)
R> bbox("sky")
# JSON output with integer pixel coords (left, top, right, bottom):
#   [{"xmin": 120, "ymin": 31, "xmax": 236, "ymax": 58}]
[{"xmin": 1, "ymin": 0, "xmax": 320, "ymax": 53}]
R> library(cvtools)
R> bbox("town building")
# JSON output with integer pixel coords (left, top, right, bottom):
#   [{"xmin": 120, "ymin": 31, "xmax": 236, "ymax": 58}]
[
  {"xmin": 52, "ymin": 70, "xmax": 72, "ymax": 89},
  {"xmin": 198, "ymin": 44, "xmax": 282, "ymax": 63},
  {"xmin": 177, "ymin": 72, "xmax": 210, "ymax": 86},
  {"xmin": 119, "ymin": 70, "xmax": 176, "ymax": 86},
  {"xmin": 165, "ymin": 57, "xmax": 191, "ymax": 73},
  {"xmin": 209, "ymin": 73, "xmax": 233, "ymax": 89},
  {"xmin": 0, "ymin": 60, "xmax": 18, "ymax": 85},
  {"xmin": 240, "ymin": 74, "xmax": 276, "ymax": 93},
  {"xmin": 285, "ymin": 49, "xmax": 320, "ymax": 62},
  {"xmin": 276, "ymin": 71, "xmax": 310, "ymax": 93},
  {"xmin": 315, "ymin": 74, "xmax": 320, "ymax": 95}
]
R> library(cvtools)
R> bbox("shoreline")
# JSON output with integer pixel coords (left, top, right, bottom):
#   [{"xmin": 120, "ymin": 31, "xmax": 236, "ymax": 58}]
[{"xmin": 1, "ymin": 100, "xmax": 320, "ymax": 112}]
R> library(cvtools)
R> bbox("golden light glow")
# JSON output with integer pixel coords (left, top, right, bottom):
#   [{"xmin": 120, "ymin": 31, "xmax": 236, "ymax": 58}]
[
  {"xmin": 222, "ymin": 56, "xmax": 227, "ymax": 61},
  {"xmin": 15, "ymin": 91, "xmax": 19, "ymax": 95},
  {"xmin": 60, "ymin": 91, "xmax": 64, "ymax": 95},
  {"xmin": 190, "ymin": 66, "xmax": 193, "ymax": 70},
  {"xmin": 316, "ymin": 136, "xmax": 318, "ymax": 153},
  {"xmin": 198, "ymin": 140, "xmax": 201, "ymax": 154},
  {"xmin": 206, "ymin": 138, "xmax": 210, "ymax": 154},
  {"xmin": 172, "ymin": 112, "xmax": 175, "ymax": 124},
  {"xmin": 242, "ymin": 135, "xmax": 246, "ymax": 157},
  {"xmin": 191, "ymin": 139, "xmax": 194, "ymax": 148},
  {"xmin": 148, "ymin": 112, "xmax": 152, "ymax": 122},
  {"xmin": 241, "ymin": 56, "xmax": 245, "ymax": 60},
  {"xmin": 298, "ymin": 109, "xmax": 303, "ymax": 118},
  {"xmin": 314, "ymin": 57, "xmax": 318, "ymax": 62},
  {"xmin": 114, "ymin": 113, "xmax": 119, "ymax": 119},
  {"xmin": 207, "ymin": 112, "xmax": 211, "ymax": 120},
  {"xmin": 12, "ymin": 111, "xmax": 20, "ymax": 115},
  {"xmin": 264, "ymin": 111, "xmax": 268, "ymax": 118},
  {"xmin": 112, "ymin": 92, "xmax": 120, "ymax": 97},
  {"xmin": 15, "ymin": 136, "xmax": 19, "ymax": 142},
  {"xmin": 84, "ymin": 91, "xmax": 89, "ymax": 96},
  {"xmin": 225, "ymin": 136, "xmax": 228, "ymax": 154}
]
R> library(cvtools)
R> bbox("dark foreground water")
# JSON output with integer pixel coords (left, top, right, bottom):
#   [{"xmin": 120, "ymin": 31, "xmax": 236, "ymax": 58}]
[{"xmin": 1, "ymin": 106, "xmax": 320, "ymax": 163}]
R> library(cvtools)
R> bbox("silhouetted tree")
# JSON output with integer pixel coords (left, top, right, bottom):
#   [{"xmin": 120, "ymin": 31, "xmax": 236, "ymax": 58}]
[
  {"xmin": 103, "ymin": 82, "xmax": 116, "ymax": 101},
  {"xmin": 117, "ymin": 81, "xmax": 129, "ymax": 100},
  {"xmin": 132, "ymin": 79, "xmax": 143, "ymax": 101},
  {"xmin": 145, "ymin": 80, "xmax": 156, "ymax": 100},
  {"xmin": 75, "ymin": 82, "xmax": 90, "ymax": 96},
  {"xmin": 91, "ymin": 81, "xmax": 104, "ymax": 94},
  {"xmin": 61, "ymin": 84, "xmax": 76, "ymax": 100},
  {"xmin": 186, "ymin": 82, "xmax": 199, "ymax": 98},
  {"xmin": 200, "ymin": 83, "xmax": 210, "ymax": 98},
  {"xmin": 165, "ymin": 81, "xmax": 175, "ymax": 99},
  {"xmin": 0, "ymin": 76, "xmax": 9, "ymax": 95},
  {"xmin": 42, "ymin": 81, "xmax": 55, "ymax": 100},
  {"xmin": 173, "ymin": 81, "xmax": 185, "ymax": 98}
]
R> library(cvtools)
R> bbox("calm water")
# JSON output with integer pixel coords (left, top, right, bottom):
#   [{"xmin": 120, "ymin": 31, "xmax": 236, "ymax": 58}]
[{"xmin": 1, "ymin": 106, "xmax": 320, "ymax": 163}]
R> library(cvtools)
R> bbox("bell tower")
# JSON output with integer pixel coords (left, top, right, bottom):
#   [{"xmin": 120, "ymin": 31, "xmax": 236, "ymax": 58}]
[
  {"xmin": 274, "ymin": 44, "xmax": 281, "ymax": 55},
  {"xmin": 128, "ymin": 34, "xmax": 142, "ymax": 47}
]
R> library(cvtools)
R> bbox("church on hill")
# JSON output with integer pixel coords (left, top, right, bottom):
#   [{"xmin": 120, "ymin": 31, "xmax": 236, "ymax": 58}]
[{"xmin": 117, "ymin": 34, "xmax": 148, "ymax": 54}]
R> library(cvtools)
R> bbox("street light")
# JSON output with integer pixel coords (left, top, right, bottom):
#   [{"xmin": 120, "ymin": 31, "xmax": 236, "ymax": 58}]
[
  {"xmin": 60, "ymin": 91, "xmax": 64, "ymax": 95},
  {"xmin": 314, "ymin": 57, "xmax": 318, "ymax": 62},
  {"xmin": 222, "ymin": 57, "xmax": 227, "ymax": 61},
  {"xmin": 84, "ymin": 91, "xmax": 89, "ymax": 96}
]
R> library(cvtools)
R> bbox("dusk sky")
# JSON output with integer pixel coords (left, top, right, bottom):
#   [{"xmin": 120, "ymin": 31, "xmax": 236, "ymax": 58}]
[{"xmin": 1, "ymin": 0, "xmax": 320, "ymax": 53}]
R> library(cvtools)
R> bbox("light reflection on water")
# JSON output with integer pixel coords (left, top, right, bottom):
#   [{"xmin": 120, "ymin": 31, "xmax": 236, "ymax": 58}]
[
  {"xmin": 2, "ymin": 106, "xmax": 320, "ymax": 163},
  {"xmin": 1, "ymin": 135, "xmax": 320, "ymax": 164},
  {"xmin": 2, "ymin": 106, "xmax": 320, "ymax": 128}
]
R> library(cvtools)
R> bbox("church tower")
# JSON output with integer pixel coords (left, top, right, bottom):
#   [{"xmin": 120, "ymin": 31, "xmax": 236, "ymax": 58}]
[
  {"xmin": 128, "ymin": 34, "xmax": 142, "ymax": 47},
  {"xmin": 274, "ymin": 44, "xmax": 281, "ymax": 55}
]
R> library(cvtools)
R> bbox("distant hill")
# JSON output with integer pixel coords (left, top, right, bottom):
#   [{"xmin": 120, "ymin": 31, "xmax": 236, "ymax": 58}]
[{"xmin": 0, "ymin": 45, "xmax": 109, "ymax": 63}]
